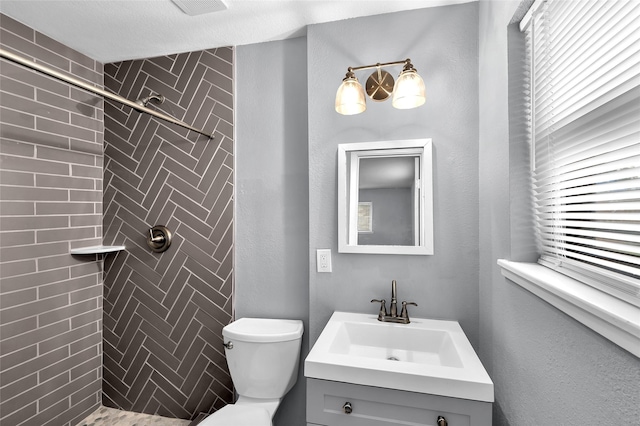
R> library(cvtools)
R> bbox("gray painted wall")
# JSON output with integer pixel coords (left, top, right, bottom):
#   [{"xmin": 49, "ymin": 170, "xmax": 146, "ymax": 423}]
[
  {"xmin": 307, "ymin": 3, "xmax": 480, "ymax": 347},
  {"xmin": 478, "ymin": 1, "xmax": 640, "ymax": 425},
  {"xmin": 235, "ymin": 37, "xmax": 309, "ymax": 425}
]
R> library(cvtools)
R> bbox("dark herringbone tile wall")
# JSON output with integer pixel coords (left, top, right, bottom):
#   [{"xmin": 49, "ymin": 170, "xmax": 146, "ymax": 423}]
[{"xmin": 102, "ymin": 49, "xmax": 234, "ymax": 420}]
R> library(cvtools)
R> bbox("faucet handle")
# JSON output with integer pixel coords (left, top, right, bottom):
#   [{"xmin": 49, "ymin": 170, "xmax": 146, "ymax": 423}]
[
  {"xmin": 371, "ymin": 299, "xmax": 387, "ymax": 321},
  {"xmin": 400, "ymin": 301, "xmax": 418, "ymax": 322}
]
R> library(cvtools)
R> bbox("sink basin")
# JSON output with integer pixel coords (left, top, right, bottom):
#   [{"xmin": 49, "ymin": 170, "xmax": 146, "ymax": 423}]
[
  {"xmin": 305, "ymin": 312, "xmax": 494, "ymax": 402},
  {"xmin": 329, "ymin": 320, "xmax": 464, "ymax": 367}
]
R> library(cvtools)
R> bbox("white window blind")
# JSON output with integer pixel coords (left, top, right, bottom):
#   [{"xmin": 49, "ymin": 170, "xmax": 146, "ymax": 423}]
[{"xmin": 521, "ymin": 0, "xmax": 640, "ymax": 306}]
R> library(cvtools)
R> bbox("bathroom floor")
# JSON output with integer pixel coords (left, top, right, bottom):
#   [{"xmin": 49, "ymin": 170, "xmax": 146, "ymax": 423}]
[{"xmin": 77, "ymin": 406, "xmax": 198, "ymax": 426}]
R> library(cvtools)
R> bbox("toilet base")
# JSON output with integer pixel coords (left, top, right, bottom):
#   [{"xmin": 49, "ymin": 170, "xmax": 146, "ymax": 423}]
[
  {"xmin": 198, "ymin": 396, "xmax": 282, "ymax": 426},
  {"xmin": 235, "ymin": 396, "xmax": 281, "ymax": 418},
  {"xmin": 198, "ymin": 404, "xmax": 270, "ymax": 426}
]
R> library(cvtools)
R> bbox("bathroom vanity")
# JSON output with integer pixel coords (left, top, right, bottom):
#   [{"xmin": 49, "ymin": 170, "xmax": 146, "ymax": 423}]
[
  {"xmin": 307, "ymin": 378, "xmax": 491, "ymax": 426},
  {"xmin": 305, "ymin": 312, "xmax": 493, "ymax": 426}
]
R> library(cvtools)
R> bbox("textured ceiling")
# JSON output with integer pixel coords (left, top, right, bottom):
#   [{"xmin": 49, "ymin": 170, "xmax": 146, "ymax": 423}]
[{"xmin": 0, "ymin": 0, "xmax": 475, "ymax": 63}]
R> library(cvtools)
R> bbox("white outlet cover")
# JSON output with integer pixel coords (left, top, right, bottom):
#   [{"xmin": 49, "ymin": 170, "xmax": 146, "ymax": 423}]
[{"xmin": 316, "ymin": 249, "xmax": 332, "ymax": 273}]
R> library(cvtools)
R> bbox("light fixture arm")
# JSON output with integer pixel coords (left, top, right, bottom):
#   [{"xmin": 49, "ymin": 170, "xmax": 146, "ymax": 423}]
[{"xmin": 347, "ymin": 58, "xmax": 411, "ymax": 73}]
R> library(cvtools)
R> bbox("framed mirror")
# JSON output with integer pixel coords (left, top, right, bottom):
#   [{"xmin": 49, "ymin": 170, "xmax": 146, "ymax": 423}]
[{"xmin": 338, "ymin": 139, "xmax": 433, "ymax": 255}]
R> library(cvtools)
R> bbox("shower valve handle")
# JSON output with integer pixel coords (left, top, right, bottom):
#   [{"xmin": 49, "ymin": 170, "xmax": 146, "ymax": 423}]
[
  {"xmin": 149, "ymin": 228, "xmax": 164, "ymax": 243},
  {"xmin": 146, "ymin": 225, "xmax": 172, "ymax": 253}
]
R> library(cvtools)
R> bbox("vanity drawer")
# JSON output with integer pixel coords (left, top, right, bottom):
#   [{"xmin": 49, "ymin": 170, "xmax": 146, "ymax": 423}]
[{"xmin": 307, "ymin": 378, "xmax": 491, "ymax": 426}]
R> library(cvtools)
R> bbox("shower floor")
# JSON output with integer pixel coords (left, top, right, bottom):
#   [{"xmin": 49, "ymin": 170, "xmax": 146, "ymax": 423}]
[{"xmin": 77, "ymin": 406, "xmax": 195, "ymax": 426}]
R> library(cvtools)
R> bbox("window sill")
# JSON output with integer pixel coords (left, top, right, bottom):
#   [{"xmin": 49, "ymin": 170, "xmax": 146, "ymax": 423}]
[{"xmin": 497, "ymin": 259, "xmax": 640, "ymax": 358}]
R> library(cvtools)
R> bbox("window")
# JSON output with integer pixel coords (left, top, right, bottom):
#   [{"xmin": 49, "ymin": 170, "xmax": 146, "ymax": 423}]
[
  {"xmin": 358, "ymin": 202, "xmax": 373, "ymax": 233},
  {"xmin": 521, "ymin": 0, "xmax": 640, "ymax": 307}
]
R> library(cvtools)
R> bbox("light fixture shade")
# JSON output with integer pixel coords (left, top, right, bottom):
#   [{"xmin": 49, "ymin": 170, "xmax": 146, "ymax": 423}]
[
  {"xmin": 392, "ymin": 69, "xmax": 426, "ymax": 110},
  {"xmin": 335, "ymin": 76, "xmax": 366, "ymax": 115}
]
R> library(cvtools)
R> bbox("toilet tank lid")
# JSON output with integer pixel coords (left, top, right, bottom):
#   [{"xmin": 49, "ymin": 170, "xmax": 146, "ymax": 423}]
[{"xmin": 223, "ymin": 318, "xmax": 304, "ymax": 342}]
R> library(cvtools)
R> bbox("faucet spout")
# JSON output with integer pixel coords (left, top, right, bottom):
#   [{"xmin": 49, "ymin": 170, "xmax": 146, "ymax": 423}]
[{"xmin": 390, "ymin": 280, "xmax": 398, "ymax": 317}]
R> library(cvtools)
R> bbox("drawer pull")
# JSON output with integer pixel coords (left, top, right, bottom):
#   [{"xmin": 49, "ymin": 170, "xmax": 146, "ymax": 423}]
[
  {"xmin": 343, "ymin": 401, "xmax": 353, "ymax": 414},
  {"xmin": 437, "ymin": 415, "xmax": 448, "ymax": 426}
]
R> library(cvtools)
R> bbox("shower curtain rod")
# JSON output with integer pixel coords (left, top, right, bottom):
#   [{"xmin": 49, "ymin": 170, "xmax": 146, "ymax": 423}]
[{"xmin": 0, "ymin": 48, "xmax": 213, "ymax": 139}]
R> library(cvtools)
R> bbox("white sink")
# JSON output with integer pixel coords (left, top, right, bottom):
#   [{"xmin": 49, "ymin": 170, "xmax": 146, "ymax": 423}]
[{"xmin": 305, "ymin": 311, "xmax": 494, "ymax": 402}]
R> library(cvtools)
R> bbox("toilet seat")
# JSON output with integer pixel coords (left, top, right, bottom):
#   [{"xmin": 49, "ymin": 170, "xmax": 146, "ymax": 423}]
[{"xmin": 198, "ymin": 404, "xmax": 271, "ymax": 426}]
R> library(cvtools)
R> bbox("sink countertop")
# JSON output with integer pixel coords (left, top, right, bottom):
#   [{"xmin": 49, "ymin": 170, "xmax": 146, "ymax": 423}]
[{"xmin": 304, "ymin": 311, "xmax": 494, "ymax": 402}]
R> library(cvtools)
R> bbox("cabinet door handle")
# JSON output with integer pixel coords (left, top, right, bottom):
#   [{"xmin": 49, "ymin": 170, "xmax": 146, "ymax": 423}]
[
  {"xmin": 343, "ymin": 401, "xmax": 352, "ymax": 414},
  {"xmin": 437, "ymin": 415, "xmax": 448, "ymax": 426}
]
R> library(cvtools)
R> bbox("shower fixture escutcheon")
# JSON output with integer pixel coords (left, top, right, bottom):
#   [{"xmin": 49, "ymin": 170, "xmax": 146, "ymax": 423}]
[{"xmin": 147, "ymin": 225, "xmax": 172, "ymax": 253}]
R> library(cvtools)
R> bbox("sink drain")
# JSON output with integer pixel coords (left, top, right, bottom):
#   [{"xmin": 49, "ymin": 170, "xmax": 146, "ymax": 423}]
[{"xmin": 387, "ymin": 356, "xmax": 400, "ymax": 361}]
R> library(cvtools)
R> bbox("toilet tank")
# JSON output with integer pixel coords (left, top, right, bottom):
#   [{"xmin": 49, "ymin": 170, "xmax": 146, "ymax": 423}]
[{"xmin": 223, "ymin": 318, "xmax": 304, "ymax": 399}]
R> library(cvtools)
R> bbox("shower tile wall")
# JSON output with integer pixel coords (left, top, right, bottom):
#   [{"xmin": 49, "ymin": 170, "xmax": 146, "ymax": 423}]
[
  {"xmin": 102, "ymin": 49, "xmax": 234, "ymax": 420},
  {"xmin": 0, "ymin": 14, "xmax": 104, "ymax": 426}
]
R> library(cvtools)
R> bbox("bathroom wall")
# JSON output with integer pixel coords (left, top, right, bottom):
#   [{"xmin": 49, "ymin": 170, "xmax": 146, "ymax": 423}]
[
  {"xmin": 478, "ymin": 1, "xmax": 640, "ymax": 424},
  {"xmin": 0, "ymin": 14, "xmax": 104, "ymax": 426},
  {"xmin": 235, "ymin": 36, "xmax": 310, "ymax": 426},
  {"xmin": 101, "ymin": 49, "xmax": 234, "ymax": 419},
  {"xmin": 307, "ymin": 3, "xmax": 480, "ymax": 345},
  {"xmin": 236, "ymin": 6, "xmax": 479, "ymax": 422}
]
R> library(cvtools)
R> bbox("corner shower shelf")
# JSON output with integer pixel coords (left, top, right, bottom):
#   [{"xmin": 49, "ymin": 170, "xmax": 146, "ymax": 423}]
[{"xmin": 70, "ymin": 245, "xmax": 125, "ymax": 255}]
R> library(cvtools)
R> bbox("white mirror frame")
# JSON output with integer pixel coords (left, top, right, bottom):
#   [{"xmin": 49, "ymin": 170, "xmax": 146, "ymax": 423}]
[{"xmin": 338, "ymin": 138, "xmax": 434, "ymax": 255}]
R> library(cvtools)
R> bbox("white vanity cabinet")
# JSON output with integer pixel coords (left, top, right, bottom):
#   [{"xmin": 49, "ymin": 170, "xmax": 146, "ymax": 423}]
[
  {"xmin": 307, "ymin": 378, "xmax": 492, "ymax": 426},
  {"xmin": 305, "ymin": 313, "xmax": 494, "ymax": 426}
]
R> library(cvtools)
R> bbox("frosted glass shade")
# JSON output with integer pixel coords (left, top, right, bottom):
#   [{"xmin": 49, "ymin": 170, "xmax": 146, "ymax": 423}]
[
  {"xmin": 392, "ymin": 70, "xmax": 426, "ymax": 109},
  {"xmin": 335, "ymin": 77, "xmax": 366, "ymax": 115}
]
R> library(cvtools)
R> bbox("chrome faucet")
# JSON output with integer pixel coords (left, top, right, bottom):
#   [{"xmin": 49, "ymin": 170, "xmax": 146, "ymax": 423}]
[{"xmin": 371, "ymin": 280, "xmax": 417, "ymax": 324}]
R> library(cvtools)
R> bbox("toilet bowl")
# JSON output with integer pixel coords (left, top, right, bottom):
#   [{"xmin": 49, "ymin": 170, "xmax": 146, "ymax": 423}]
[{"xmin": 199, "ymin": 318, "xmax": 304, "ymax": 426}]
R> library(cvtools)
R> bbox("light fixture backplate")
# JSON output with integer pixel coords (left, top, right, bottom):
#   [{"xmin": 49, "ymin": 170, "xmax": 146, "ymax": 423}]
[{"xmin": 366, "ymin": 69, "xmax": 395, "ymax": 102}]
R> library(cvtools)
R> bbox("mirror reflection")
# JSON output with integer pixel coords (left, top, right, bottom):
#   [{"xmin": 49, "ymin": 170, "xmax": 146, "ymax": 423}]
[
  {"xmin": 338, "ymin": 139, "xmax": 433, "ymax": 255},
  {"xmin": 357, "ymin": 156, "xmax": 418, "ymax": 246}
]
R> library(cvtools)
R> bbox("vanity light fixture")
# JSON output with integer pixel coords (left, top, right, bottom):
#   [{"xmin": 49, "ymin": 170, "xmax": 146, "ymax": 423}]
[{"xmin": 335, "ymin": 58, "xmax": 426, "ymax": 115}]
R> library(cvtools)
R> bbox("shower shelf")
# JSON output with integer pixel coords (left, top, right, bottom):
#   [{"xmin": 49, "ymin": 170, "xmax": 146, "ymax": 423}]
[{"xmin": 70, "ymin": 245, "xmax": 125, "ymax": 255}]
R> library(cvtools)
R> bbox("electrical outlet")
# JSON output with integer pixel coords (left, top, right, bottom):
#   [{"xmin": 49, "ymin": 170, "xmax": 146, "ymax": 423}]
[{"xmin": 316, "ymin": 249, "xmax": 332, "ymax": 273}]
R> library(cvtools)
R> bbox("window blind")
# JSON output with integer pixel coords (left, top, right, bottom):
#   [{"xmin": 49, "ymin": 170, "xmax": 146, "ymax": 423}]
[{"xmin": 522, "ymin": 0, "xmax": 640, "ymax": 305}]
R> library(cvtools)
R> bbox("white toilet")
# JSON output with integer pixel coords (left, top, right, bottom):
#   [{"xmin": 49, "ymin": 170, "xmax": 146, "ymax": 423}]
[{"xmin": 199, "ymin": 317, "xmax": 304, "ymax": 426}]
